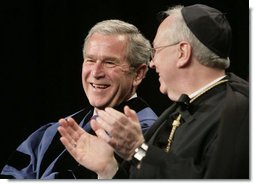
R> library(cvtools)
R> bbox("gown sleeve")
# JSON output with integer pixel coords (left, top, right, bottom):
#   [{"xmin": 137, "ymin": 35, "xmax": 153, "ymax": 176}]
[{"xmin": 1, "ymin": 122, "xmax": 57, "ymax": 179}]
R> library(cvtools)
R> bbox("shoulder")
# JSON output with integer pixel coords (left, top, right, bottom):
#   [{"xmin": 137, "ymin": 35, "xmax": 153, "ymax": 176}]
[
  {"xmin": 20, "ymin": 108, "xmax": 91, "ymax": 148},
  {"xmin": 227, "ymin": 73, "xmax": 249, "ymax": 98},
  {"xmin": 130, "ymin": 97, "xmax": 158, "ymax": 133},
  {"xmin": 136, "ymin": 108, "xmax": 158, "ymax": 120},
  {"xmin": 127, "ymin": 97, "xmax": 156, "ymax": 113},
  {"xmin": 127, "ymin": 97, "xmax": 158, "ymax": 119},
  {"xmin": 225, "ymin": 73, "xmax": 249, "ymax": 111}
]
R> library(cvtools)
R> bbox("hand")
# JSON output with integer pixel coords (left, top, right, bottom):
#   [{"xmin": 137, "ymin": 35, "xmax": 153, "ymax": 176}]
[
  {"xmin": 94, "ymin": 106, "xmax": 145, "ymax": 160},
  {"xmin": 57, "ymin": 117, "xmax": 118, "ymax": 179}
]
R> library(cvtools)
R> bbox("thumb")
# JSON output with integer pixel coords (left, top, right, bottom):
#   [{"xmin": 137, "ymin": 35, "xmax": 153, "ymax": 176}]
[
  {"xmin": 91, "ymin": 119, "xmax": 111, "ymax": 142},
  {"xmin": 124, "ymin": 106, "xmax": 139, "ymax": 122},
  {"xmin": 91, "ymin": 119, "xmax": 100, "ymax": 132},
  {"xmin": 95, "ymin": 129, "xmax": 111, "ymax": 143}
]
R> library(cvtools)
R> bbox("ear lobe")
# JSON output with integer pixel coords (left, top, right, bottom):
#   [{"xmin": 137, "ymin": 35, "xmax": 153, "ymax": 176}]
[
  {"xmin": 177, "ymin": 61, "xmax": 186, "ymax": 68},
  {"xmin": 177, "ymin": 42, "xmax": 191, "ymax": 68}
]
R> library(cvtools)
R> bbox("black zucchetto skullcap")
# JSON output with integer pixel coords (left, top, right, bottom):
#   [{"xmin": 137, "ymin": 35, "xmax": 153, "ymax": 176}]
[{"xmin": 181, "ymin": 4, "xmax": 232, "ymax": 58}]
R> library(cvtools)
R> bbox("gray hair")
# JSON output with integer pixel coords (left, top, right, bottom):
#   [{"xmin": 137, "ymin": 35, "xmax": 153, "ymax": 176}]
[
  {"xmin": 163, "ymin": 5, "xmax": 230, "ymax": 69},
  {"xmin": 83, "ymin": 19, "xmax": 151, "ymax": 73}
]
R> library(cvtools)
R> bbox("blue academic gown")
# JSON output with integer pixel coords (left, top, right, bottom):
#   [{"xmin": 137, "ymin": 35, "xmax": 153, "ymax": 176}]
[{"xmin": 1, "ymin": 97, "xmax": 157, "ymax": 179}]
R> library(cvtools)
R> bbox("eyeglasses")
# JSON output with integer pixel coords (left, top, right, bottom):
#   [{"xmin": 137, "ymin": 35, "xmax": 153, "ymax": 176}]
[{"xmin": 150, "ymin": 42, "xmax": 179, "ymax": 59}]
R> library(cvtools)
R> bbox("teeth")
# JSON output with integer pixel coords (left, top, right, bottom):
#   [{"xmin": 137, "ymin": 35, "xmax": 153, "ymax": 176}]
[{"xmin": 92, "ymin": 83, "xmax": 108, "ymax": 89}]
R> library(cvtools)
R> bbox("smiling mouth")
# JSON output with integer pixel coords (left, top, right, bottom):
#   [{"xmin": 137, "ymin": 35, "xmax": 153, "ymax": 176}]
[{"xmin": 90, "ymin": 83, "xmax": 110, "ymax": 89}]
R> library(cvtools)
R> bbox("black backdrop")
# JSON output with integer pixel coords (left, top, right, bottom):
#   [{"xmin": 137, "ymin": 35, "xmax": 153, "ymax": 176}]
[{"xmin": 0, "ymin": 0, "xmax": 249, "ymax": 171}]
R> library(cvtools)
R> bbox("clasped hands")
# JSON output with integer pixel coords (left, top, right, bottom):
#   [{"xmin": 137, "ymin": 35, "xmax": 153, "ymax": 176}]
[{"xmin": 57, "ymin": 106, "xmax": 145, "ymax": 179}]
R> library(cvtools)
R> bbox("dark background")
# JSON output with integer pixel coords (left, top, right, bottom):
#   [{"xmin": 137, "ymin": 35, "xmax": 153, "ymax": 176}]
[{"xmin": 0, "ymin": 0, "xmax": 249, "ymax": 171}]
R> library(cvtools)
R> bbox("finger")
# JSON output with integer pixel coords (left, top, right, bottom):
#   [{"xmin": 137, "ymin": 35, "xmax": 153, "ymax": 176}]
[
  {"xmin": 58, "ymin": 118, "xmax": 70, "ymax": 127},
  {"xmin": 57, "ymin": 126, "xmax": 77, "ymax": 148},
  {"xmin": 104, "ymin": 107, "xmax": 130, "ymax": 126},
  {"xmin": 65, "ymin": 118, "xmax": 85, "ymax": 141},
  {"xmin": 104, "ymin": 107, "xmax": 126, "ymax": 121},
  {"xmin": 124, "ymin": 106, "xmax": 139, "ymax": 122},
  {"xmin": 94, "ymin": 117, "xmax": 113, "ymax": 134},
  {"xmin": 91, "ymin": 119, "xmax": 113, "ymax": 141},
  {"xmin": 58, "ymin": 129, "xmax": 78, "ymax": 155},
  {"xmin": 58, "ymin": 126, "xmax": 71, "ymax": 142},
  {"xmin": 108, "ymin": 136, "xmax": 118, "ymax": 148},
  {"xmin": 97, "ymin": 109, "xmax": 126, "ymax": 141},
  {"xmin": 90, "ymin": 119, "xmax": 100, "ymax": 132},
  {"xmin": 66, "ymin": 117, "xmax": 85, "ymax": 137},
  {"xmin": 59, "ymin": 137, "xmax": 79, "ymax": 159},
  {"xmin": 58, "ymin": 119, "xmax": 74, "ymax": 141},
  {"xmin": 97, "ymin": 109, "xmax": 116, "ymax": 124},
  {"xmin": 58, "ymin": 118, "xmax": 82, "ymax": 143},
  {"xmin": 59, "ymin": 118, "xmax": 76, "ymax": 131},
  {"xmin": 94, "ymin": 128, "xmax": 111, "ymax": 143}
]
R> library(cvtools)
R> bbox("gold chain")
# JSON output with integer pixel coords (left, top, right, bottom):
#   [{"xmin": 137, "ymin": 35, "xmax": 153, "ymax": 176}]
[
  {"xmin": 165, "ymin": 114, "xmax": 182, "ymax": 152},
  {"xmin": 165, "ymin": 79, "xmax": 229, "ymax": 152}
]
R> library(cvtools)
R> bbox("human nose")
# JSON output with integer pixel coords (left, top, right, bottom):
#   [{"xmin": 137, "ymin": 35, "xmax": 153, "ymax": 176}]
[
  {"xmin": 149, "ymin": 59, "xmax": 156, "ymax": 69},
  {"xmin": 92, "ymin": 62, "xmax": 105, "ymax": 78}
]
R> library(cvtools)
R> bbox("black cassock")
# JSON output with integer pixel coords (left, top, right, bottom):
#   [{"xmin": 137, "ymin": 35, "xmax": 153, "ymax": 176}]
[{"xmin": 116, "ymin": 73, "xmax": 249, "ymax": 179}]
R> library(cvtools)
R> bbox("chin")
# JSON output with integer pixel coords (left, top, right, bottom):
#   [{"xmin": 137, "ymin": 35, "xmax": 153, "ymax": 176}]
[
  {"xmin": 159, "ymin": 86, "xmax": 166, "ymax": 95},
  {"xmin": 89, "ymin": 100, "xmax": 104, "ymax": 109},
  {"xmin": 92, "ymin": 104, "xmax": 106, "ymax": 110}
]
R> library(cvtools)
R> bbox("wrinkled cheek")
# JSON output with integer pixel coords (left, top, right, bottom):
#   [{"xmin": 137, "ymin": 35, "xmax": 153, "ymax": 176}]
[
  {"xmin": 82, "ymin": 80, "xmax": 89, "ymax": 95},
  {"xmin": 82, "ymin": 70, "xmax": 90, "ymax": 91}
]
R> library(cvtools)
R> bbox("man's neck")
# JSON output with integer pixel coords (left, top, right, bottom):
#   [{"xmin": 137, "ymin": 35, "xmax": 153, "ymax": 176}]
[{"xmin": 189, "ymin": 75, "xmax": 226, "ymax": 99}]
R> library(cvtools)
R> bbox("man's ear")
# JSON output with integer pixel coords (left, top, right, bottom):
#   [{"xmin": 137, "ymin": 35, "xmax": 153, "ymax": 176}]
[
  {"xmin": 176, "ymin": 41, "xmax": 192, "ymax": 68},
  {"xmin": 133, "ymin": 64, "xmax": 148, "ymax": 87}
]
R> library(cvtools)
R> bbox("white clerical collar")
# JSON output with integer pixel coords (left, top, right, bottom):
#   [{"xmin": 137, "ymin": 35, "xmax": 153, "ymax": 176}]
[
  {"xmin": 129, "ymin": 93, "xmax": 137, "ymax": 100},
  {"xmin": 189, "ymin": 75, "xmax": 226, "ymax": 99}
]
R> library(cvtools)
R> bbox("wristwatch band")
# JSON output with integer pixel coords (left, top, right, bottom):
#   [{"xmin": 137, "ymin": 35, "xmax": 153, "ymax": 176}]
[{"xmin": 131, "ymin": 143, "xmax": 149, "ymax": 169}]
